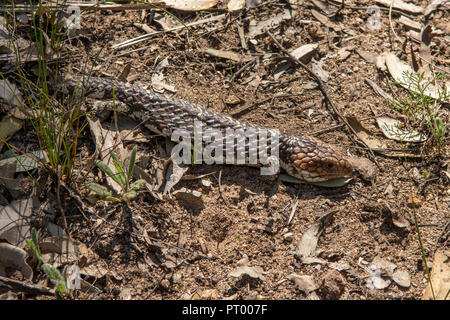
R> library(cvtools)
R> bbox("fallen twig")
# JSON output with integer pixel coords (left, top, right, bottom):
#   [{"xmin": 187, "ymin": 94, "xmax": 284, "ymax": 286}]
[{"xmin": 0, "ymin": 275, "xmax": 54, "ymax": 296}]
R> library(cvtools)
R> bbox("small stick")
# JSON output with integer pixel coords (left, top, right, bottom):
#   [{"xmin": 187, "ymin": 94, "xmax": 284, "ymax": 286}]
[
  {"xmin": 215, "ymin": 170, "xmax": 237, "ymax": 209},
  {"xmin": 0, "ymin": 276, "xmax": 54, "ymax": 296},
  {"xmin": 266, "ymin": 31, "xmax": 379, "ymax": 166},
  {"xmin": 230, "ymin": 58, "xmax": 256, "ymax": 83}
]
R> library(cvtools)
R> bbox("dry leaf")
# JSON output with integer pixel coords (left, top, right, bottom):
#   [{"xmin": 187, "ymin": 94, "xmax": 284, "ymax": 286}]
[
  {"xmin": 376, "ymin": 116, "xmax": 426, "ymax": 142},
  {"xmin": 365, "ymin": 79, "xmax": 394, "ymax": 102},
  {"xmin": 346, "ymin": 116, "xmax": 387, "ymax": 150},
  {"xmin": 248, "ymin": 8, "xmax": 292, "ymax": 38},
  {"xmin": 376, "ymin": 0, "xmax": 423, "ymax": 14},
  {"xmin": 392, "ymin": 269, "xmax": 411, "ymax": 288},
  {"xmin": 163, "ymin": 160, "xmax": 189, "ymax": 195},
  {"xmin": 88, "ymin": 118, "xmax": 126, "ymax": 194},
  {"xmin": 287, "ymin": 274, "xmax": 318, "ymax": 294},
  {"xmin": 227, "ymin": 0, "xmax": 245, "ymax": 11},
  {"xmin": 398, "ymin": 15, "xmax": 422, "ymax": 31},
  {"xmin": 296, "ymin": 222, "xmax": 321, "ymax": 258},
  {"xmin": 152, "ymin": 57, "xmax": 176, "ymax": 93},
  {"xmin": 229, "ymin": 255, "xmax": 266, "ymax": 281},
  {"xmin": 310, "ymin": 9, "xmax": 342, "ymax": 32},
  {"xmin": 349, "ymin": 156, "xmax": 377, "ymax": 181},
  {"xmin": 424, "ymin": 0, "xmax": 450, "ymax": 17},
  {"xmin": 0, "ymin": 242, "xmax": 33, "ymax": 280},
  {"xmin": 0, "ymin": 197, "xmax": 38, "ymax": 247},
  {"xmin": 162, "ymin": 0, "xmax": 218, "ymax": 11},
  {"xmin": 385, "ymin": 52, "xmax": 448, "ymax": 100},
  {"xmin": 0, "ymin": 79, "xmax": 23, "ymax": 108},
  {"xmin": 203, "ymin": 48, "xmax": 244, "ymax": 63},
  {"xmin": 422, "ymin": 251, "xmax": 450, "ymax": 300},
  {"xmin": 173, "ymin": 187, "xmax": 204, "ymax": 211},
  {"xmin": 0, "ymin": 114, "xmax": 23, "ymax": 150}
]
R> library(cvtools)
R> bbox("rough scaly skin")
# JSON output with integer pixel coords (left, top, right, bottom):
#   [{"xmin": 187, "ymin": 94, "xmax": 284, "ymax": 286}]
[{"xmin": 64, "ymin": 76, "xmax": 353, "ymax": 182}]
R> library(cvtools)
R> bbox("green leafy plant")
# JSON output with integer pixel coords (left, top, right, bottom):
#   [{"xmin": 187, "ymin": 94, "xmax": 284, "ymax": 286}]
[
  {"xmin": 391, "ymin": 71, "xmax": 448, "ymax": 151},
  {"xmin": 26, "ymin": 227, "xmax": 67, "ymax": 298},
  {"xmin": 86, "ymin": 146, "xmax": 146, "ymax": 202},
  {"xmin": 1, "ymin": 0, "xmax": 90, "ymax": 181}
]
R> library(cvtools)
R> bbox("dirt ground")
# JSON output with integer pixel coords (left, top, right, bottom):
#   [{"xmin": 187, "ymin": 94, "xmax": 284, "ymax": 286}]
[{"xmin": 1, "ymin": 0, "xmax": 449, "ymax": 300}]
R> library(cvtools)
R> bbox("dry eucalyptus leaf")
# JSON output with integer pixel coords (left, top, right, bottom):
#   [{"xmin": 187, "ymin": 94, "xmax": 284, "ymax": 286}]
[
  {"xmin": 227, "ymin": 0, "xmax": 245, "ymax": 11},
  {"xmin": 0, "ymin": 79, "xmax": 23, "ymax": 108},
  {"xmin": 0, "ymin": 242, "xmax": 33, "ymax": 280},
  {"xmin": 376, "ymin": 116, "xmax": 426, "ymax": 143},
  {"xmin": 0, "ymin": 150, "xmax": 50, "ymax": 172},
  {"xmin": 346, "ymin": 116, "xmax": 388, "ymax": 150},
  {"xmin": 424, "ymin": 0, "xmax": 450, "ymax": 17},
  {"xmin": 203, "ymin": 48, "xmax": 245, "ymax": 63},
  {"xmin": 88, "ymin": 118, "xmax": 125, "ymax": 194},
  {"xmin": 365, "ymin": 78, "xmax": 394, "ymax": 102},
  {"xmin": 385, "ymin": 52, "xmax": 448, "ymax": 100},
  {"xmin": 173, "ymin": 187, "xmax": 204, "ymax": 211},
  {"xmin": 162, "ymin": 0, "xmax": 218, "ymax": 11},
  {"xmin": 376, "ymin": 0, "xmax": 423, "ymax": 14},
  {"xmin": 248, "ymin": 8, "xmax": 292, "ymax": 38},
  {"xmin": 311, "ymin": 59, "xmax": 329, "ymax": 82},
  {"xmin": 287, "ymin": 274, "xmax": 318, "ymax": 294},
  {"xmin": 152, "ymin": 57, "xmax": 176, "ymax": 93},
  {"xmin": 0, "ymin": 114, "xmax": 23, "ymax": 148},
  {"xmin": 422, "ymin": 251, "xmax": 450, "ymax": 300},
  {"xmin": 229, "ymin": 255, "xmax": 266, "ymax": 281},
  {"xmin": 392, "ymin": 269, "xmax": 411, "ymax": 288},
  {"xmin": 310, "ymin": 9, "xmax": 342, "ymax": 32},
  {"xmin": 229, "ymin": 264, "xmax": 266, "ymax": 281},
  {"xmin": 356, "ymin": 50, "xmax": 378, "ymax": 65},
  {"xmin": 296, "ymin": 222, "xmax": 321, "ymax": 258},
  {"xmin": 0, "ymin": 197, "xmax": 38, "ymax": 247},
  {"xmin": 39, "ymin": 236, "xmax": 91, "ymax": 266},
  {"xmin": 163, "ymin": 161, "xmax": 189, "ymax": 195}
]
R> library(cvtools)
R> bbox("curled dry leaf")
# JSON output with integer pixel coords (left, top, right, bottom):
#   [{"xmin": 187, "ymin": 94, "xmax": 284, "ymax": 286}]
[
  {"xmin": 203, "ymin": 48, "xmax": 246, "ymax": 63},
  {"xmin": 346, "ymin": 116, "xmax": 387, "ymax": 150},
  {"xmin": 310, "ymin": 9, "xmax": 341, "ymax": 32},
  {"xmin": 0, "ymin": 242, "xmax": 33, "ymax": 280},
  {"xmin": 229, "ymin": 264, "xmax": 266, "ymax": 281}
]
